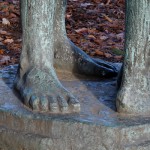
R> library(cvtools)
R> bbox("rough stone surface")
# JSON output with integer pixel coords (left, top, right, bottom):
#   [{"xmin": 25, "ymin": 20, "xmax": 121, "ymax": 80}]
[{"xmin": 1, "ymin": 65, "xmax": 150, "ymax": 150}]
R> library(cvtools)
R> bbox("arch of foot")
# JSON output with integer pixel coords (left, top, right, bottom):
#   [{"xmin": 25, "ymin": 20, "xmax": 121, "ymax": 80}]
[{"xmin": 116, "ymin": 0, "xmax": 150, "ymax": 115}]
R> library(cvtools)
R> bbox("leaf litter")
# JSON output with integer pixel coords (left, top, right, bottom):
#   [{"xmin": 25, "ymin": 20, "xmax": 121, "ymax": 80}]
[{"xmin": 0, "ymin": 0, "xmax": 125, "ymax": 68}]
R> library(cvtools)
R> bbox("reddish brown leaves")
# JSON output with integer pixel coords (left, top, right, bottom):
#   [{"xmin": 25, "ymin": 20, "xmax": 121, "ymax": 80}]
[
  {"xmin": 66, "ymin": 0, "xmax": 125, "ymax": 62},
  {"xmin": 0, "ymin": 0, "xmax": 125, "ymax": 68},
  {"xmin": 0, "ymin": 0, "xmax": 21, "ymax": 67}
]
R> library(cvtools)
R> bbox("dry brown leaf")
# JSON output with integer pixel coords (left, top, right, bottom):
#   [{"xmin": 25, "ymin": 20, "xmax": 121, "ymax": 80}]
[
  {"xmin": 104, "ymin": 53, "xmax": 112, "ymax": 58},
  {"xmin": 100, "ymin": 36, "xmax": 108, "ymax": 41},
  {"xmin": 94, "ymin": 39, "xmax": 102, "ymax": 45},
  {"xmin": 2, "ymin": 18, "xmax": 10, "ymax": 25},
  {"xmin": 88, "ymin": 28, "xmax": 97, "ymax": 34},
  {"xmin": 75, "ymin": 28, "xmax": 88, "ymax": 34},
  {"xmin": 103, "ymin": 14, "xmax": 113, "ymax": 23},
  {"xmin": 116, "ymin": 32, "xmax": 124, "ymax": 40},
  {"xmin": 88, "ymin": 35, "xmax": 96, "ymax": 40},
  {"xmin": 0, "ymin": 49, "xmax": 4, "ymax": 55},
  {"xmin": 95, "ymin": 50, "xmax": 104, "ymax": 56},
  {"xmin": 0, "ymin": 30, "xmax": 8, "ymax": 35},
  {"xmin": 106, "ymin": 0, "xmax": 111, "ymax": 5},
  {"xmin": 4, "ymin": 39, "xmax": 14, "ymax": 44},
  {"xmin": 80, "ymin": 3, "xmax": 93, "ymax": 7},
  {"xmin": 0, "ymin": 37, "xmax": 3, "ymax": 41},
  {"xmin": 9, "ymin": 13, "xmax": 17, "ymax": 18}
]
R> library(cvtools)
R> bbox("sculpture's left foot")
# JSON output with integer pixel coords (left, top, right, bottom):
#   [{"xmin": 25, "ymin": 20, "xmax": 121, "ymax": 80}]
[{"xmin": 54, "ymin": 39, "xmax": 118, "ymax": 77}]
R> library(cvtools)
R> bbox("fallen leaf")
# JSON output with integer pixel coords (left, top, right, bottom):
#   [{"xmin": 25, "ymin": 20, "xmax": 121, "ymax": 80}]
[
  {"xmin": 0, "ymin": 37, "xmax": 3, "ymax": 41},
  {"xmin": 2, "ymin": 18, "xmax": 10, "ymax": 25},
  {"xmin": 81, "ymin": 3, "xmax": 93, "ymax": 7},
  {"xmin": 88, "ymin": 35, "xmax": 96, "ymax": 40},
  {"xmin": 104, "ymin": 53, "xmax": 112, "ymax": 58},
  {"xmin": 0, "ymin": 55, "xmax": 10, "ymax": 65},
  {"xmin": 66, "ymin": 14, "xmax": 72, "ymax": 19},
  {"xmin": 106, "ymin": 0, "xmax": 111, "ymax": 5},
  {"xmin": 102, "ymin": 14, "xmax": 113, "ymax": 23},
  {"xmin": 94, "ymin": 39, "xmax": 102, "ymax": 45},
  {"xmin": 95, "ymin": 50, "xmax": 104, "ymax": 56},
  {"xmin": 100, "ymin": 36, "xmax": 108, "ymax": 41},
  {"xmin": 75, "ymin": 28, "xmax": 88, "ymax": 34},
  {"xmin": 0, "ymin": 30, "xmax": 8, "ymax": 35},
  {"xmin": 0, "ymin": 49, "xmax": 4, "ymax": 54},
  {"xmin": 4, "ymin": 39, "xmax": 14, "ymax": 44},
  {"xmin": 9, "ymin": 13, "xmax": 17, "ymax": 18},
  {"xmin": 116, "ymin": 32, "xmax": 124, "ymax": 40}
]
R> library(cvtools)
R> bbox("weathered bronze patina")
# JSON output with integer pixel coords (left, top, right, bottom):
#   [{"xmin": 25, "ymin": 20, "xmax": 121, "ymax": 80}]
[{"xmin": 15, "ymin": 0, "xmax": 117, "ymax": 113}]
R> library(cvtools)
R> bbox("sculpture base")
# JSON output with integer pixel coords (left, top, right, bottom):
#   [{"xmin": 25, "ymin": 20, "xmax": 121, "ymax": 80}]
[{"xmin": 1, "ymin": 65, "xmax": 150, "ymax": 150}]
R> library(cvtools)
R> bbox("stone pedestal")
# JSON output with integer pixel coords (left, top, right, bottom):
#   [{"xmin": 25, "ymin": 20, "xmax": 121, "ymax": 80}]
[{"xmin": 1, "ymin": 65, "xmax": 150, "ymax": 150}]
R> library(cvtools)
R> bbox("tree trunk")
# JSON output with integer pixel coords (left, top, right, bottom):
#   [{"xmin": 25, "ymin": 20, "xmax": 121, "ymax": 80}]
[{"xmin": 116, "ymin": 0, "xmax": 150, "ymax": 115}]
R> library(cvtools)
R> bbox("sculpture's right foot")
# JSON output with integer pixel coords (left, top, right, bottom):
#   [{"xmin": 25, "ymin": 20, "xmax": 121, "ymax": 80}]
[{"xmin": 15, "ymin": 67, "xmax": 80, "ymax": 113}]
